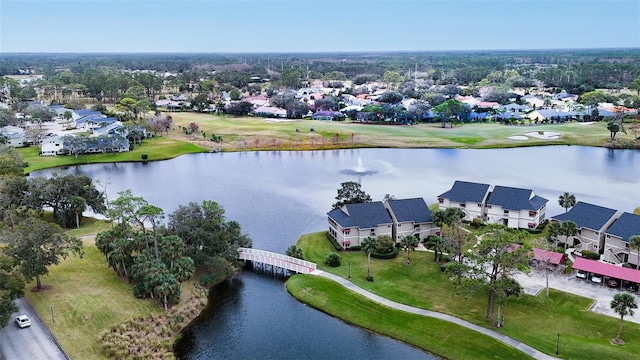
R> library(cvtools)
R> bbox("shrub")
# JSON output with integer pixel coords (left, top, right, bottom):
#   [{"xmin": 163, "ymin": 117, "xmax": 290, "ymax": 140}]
[
  {"xmin": 580, "ymin": 250, "xmax": 600, "ymax": 260},
  {"xmin": 371, "ymin": 246, "xmax": 399, "ymax": 259},
  {"xmin": 325, "ymin": 252, "xmax": 341, "ymax": 267},
  {"xmin": 325, "ymin": 232, "xmax": 343, "ymax": 251},
  {"xmin": 366, "ymin": 275, "xmax": 374, "ymax": 282},
  {"xmin": 470, "ymin": 218, "xmax": 484, "ymax": 229},
  {"xmin": 141, "ymin": 154, "xmax": 148, "ymax": 160},
  {"xmin": 348, "ymin": 245, "xmax": 362, "ymax": 251}
]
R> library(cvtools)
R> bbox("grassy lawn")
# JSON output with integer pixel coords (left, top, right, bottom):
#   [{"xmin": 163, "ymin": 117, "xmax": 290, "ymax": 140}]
[
  {"xmin": 167, "ymin": 112, "xmax": 635, "ymax": 150},
  {"xmin": 295, "ymin": 231, "xmax": 640, "ymax": 359},
  {"xmin": 286, "ymin": 275, "xmax": 531, "ymax": 360},
  {"xmin": 24, "ymin": 238, "xmax": 163, "ymax": 360},
  {"xmin": 18, "ymin": 136, "xmax": 207, "ymax": 173}
]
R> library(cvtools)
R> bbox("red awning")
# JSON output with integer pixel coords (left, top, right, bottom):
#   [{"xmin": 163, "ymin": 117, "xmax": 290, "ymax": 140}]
[
  {"xmin": 572, "ymin": 257, "xmax": 640, "ymax": 284},
  {"xmin": 341, "ymin": 241, "xmax": 351, "ymax": 245}
]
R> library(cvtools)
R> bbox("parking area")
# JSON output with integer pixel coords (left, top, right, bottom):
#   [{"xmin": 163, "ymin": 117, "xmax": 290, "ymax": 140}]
[{"xmin": 513, "ymin": 269, "xmax": 640, "ymax": 324}]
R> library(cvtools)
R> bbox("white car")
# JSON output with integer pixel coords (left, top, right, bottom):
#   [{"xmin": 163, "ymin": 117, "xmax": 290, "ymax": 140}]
[
  {"xmin": 15, "ymin": 315, "xmax": 31, "ymax": 328},
  {"xmin": 576, "ymin": 270, "xmax": 587, "ymax": 279},
  {"xmin": 591, "ymin": 274, "xmax": 603, "ymax": 284}
]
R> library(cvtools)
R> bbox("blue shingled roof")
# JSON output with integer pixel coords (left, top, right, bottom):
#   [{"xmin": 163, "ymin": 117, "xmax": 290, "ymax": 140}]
[
  {"xmin": 552, "ymin": 202, "xmax": 618, "ymax": 231},
  {"xmin": 438, "ymin": 181, "xmax": 491, "ymax": 203},
  {"xmin": 486, "ymin": 186, "xmax": 548, "ymax": 211},
  {"xmin": 387, "ymin": 198, "xmax": 432, "ymax": 223},
  {"xmin": 327, "ymin": 201, "xmax": 392, "ymax": 229},
  {"xmin": 606, "ymin": 212, "xmax": 640, "ymax": 243}
]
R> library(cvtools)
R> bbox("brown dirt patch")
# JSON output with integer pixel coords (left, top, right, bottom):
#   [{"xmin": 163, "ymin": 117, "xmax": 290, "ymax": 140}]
[{"xmin": 30, "ymin": 284, "xmax": 52, "ymax": 292}]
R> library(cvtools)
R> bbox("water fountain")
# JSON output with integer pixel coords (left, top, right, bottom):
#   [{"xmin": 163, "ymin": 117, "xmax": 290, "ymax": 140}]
[{"xmin": 340, "ymin": 156, "xmax": 378, "ymax": 176}]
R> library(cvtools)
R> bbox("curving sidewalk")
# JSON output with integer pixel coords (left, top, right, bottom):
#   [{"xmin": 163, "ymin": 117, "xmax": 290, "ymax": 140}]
[{"xmin": 310, "ymin": 269, "xmax": 558, "ymax": 360}]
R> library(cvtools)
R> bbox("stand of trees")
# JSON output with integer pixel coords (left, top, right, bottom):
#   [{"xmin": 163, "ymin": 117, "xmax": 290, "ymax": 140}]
[{"xmin": 96, "ymin": 194, "xmax": 252, "ymax": 310}]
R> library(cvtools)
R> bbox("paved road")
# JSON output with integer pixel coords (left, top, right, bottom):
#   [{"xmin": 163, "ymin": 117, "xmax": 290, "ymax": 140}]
[
  {"xmin": 312, "ymin": 270, "xmax": 558, "ymax": 360},
  {"xmin": 0, "ymin": 298, "xmax": 68, "ymax": 360}
]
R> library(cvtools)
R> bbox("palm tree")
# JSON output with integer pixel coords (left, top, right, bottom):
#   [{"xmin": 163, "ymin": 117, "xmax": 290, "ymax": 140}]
[
  {"xmin": 558, "ymin": 192, "xmax": 576, "ymax": 213},
  {"xmin": 400, "ymin": 235, "xmax": 419, "ymax": 264},
  {"xmin": 610, "ymin": 292, "xmax": 638, "ymax": 342},
  {"xmin": 629, "ymin": 235, "xmax": 640, "ymax": 269},
  {"xmin": 361, "ymin": 236, "xmax": 378, "ymax": 280},
  {"xmin": 560, "ymin": 221, "xmax": 578, "ymax": 248},
  {"xmin": 285, "ymin": 244, "xmax": 304, "ymax": 259},
  {"xmin": 547, "ymin": 221, "xmax": 562, "ymax": 250}
]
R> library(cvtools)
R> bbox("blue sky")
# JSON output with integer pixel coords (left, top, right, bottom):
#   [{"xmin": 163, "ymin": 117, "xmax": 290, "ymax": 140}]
[{"xmin": 1, "ymin": 0, "xmax": 639, "ymax": 53}]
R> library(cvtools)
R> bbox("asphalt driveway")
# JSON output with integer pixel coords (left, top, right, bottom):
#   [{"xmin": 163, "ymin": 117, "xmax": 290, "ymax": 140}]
[{"xmin": 513, "ymin": 269, "xmax": 640, "ymax": 324}]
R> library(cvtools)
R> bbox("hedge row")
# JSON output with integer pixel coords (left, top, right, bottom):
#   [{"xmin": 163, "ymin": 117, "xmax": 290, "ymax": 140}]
[{"xmin": 371, "ymin": 247, "xmax": 399, "ymax": 259}]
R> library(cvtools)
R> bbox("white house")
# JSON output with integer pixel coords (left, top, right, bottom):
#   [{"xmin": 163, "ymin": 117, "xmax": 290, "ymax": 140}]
[
  {"xmin": 437, "ymin": 181, "xmax": 492, "ymax": 221},
  {"xmin": 603, "ymin": 213, "xmax": 640, "ymax": 265},
  {"xmin": 551, "ymin": 202, "xmax": 621, "ymax": 255},
  {"xmin": 384, "ymin": 198, "xmax": 436, "ymax": 242},
  {"xmin": 40, "ymin": 136, "xmax": 65, "ymax": 156},
  {"xmin": 327, "ymin": 202, "xmax": 393, "ymax": 248},
  {"xmin": 484, "ymin": 185, "xmax": 548, "ymax": 228},
  {"xmin": 0, "ymin": 125, "xmax": 27, "ymax": 147}
]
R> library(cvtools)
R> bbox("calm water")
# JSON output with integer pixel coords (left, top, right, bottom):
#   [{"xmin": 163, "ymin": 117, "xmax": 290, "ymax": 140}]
[{"xmin": 33, "ymin": 146, "xmax": 640, "ymax": 359}]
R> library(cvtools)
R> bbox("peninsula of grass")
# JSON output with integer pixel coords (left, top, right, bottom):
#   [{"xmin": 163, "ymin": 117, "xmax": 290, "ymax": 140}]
[
  {"xmin": 291, "ymin": 231, "xmax": 640, "ymax": 360},
  {"xmin": 18, "ymin": 136, "xmax": 207, "ymax": 173},
  {"xmin": 286, "ymin": 275, "xmax": 531, "ymax": 360}
]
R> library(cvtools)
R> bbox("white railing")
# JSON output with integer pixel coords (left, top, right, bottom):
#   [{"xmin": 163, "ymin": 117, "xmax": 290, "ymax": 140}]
[{"xmin": 237, "ymin": 247, "xmax": 317, "ymax": 274}]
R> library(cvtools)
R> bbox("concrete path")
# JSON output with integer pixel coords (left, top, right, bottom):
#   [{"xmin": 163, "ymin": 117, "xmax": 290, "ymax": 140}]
[{"xmin": 310, "ymin": 269, "xmax": 558, "ymax": 360}]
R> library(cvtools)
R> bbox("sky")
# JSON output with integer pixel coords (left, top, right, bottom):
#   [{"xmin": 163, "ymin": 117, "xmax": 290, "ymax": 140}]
[{"xmin": 1, "ymin": 0, "xmax": 639, "ymax": 53}]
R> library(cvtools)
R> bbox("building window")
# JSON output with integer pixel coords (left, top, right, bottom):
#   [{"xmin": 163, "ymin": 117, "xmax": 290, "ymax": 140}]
[
  {"xmin": 460, "ymin": 203, "xmax": 466, "ymax": 208},
  {"xmin": 529, "ymin": 211, "xmax": 537, "ymax": 217},
  {"xmin": 477, "ymin": 204, "xmax": 482, "ymax": 207},
  {"xmin": 503, "ymin": 210, "xmax": 509, "ymax": 214},
  {"xmin": 370, "ymin": 230, "xmax": 375, "ymax": 236},
  {"xmin": 487, "ymin": 205, "xmax": 492, "ymax": 209},
  {"xmin": 343, "ymin": 229, "xmax": 351, "ymax": 235},
  {"xmin": 438, "ymin": 197, "xmax": 444, "ymax": 204},
  {"xmin": 398, "ymin": 224, "xmax": 402, "ymax": 227}
]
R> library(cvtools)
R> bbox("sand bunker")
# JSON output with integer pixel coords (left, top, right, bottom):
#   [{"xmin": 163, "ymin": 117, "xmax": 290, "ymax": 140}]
[
  {"xmin": 264, "ymin": 118, "xmax": 296, "ymax": 123},
  {"xmin": 508, "ymin": 131, "xmax": 561, "ymax": 141},
  {"xmin": 577, "ymin": 122, "xmax": 594, "ymax": 125},
  {"xmin": 523, "ymin": 131, "xmax": 560, "ymax": 140}
]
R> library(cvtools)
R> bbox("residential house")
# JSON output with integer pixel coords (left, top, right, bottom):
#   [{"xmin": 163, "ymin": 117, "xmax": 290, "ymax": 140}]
[
  {"xmin": 484, "ymin": 185, "xmax": 548, "ymax": 228},
  {"xmin": 522, "ymin": 95, "xmax": 545, "ymax": 108},
  {"xmin": 252, "ymin": 106, "xmax": 287, "ymax": 118},
  {"xmin": 551, "ymin": 202, "xmax": 621, "ymax": 255},
  {"xmin": 327, "ymin": 202, "xmax": 393, "ymax": 248},
  {"xmin": 40, "ymin": 135, "xmax": 66, "ymax": 156},
  {"xmin": 500, "ymin": 103, "xmax": 531, "ymax": 113},
  {"xmin": 312, "ymin": 110, "xmax": 344, "ymax": 121},
  {"xmin": 384, "ymin": 198, "xmax": 435, "ymax": 242},
  {"xmin": 527, "ymin": 109, "xmax": 574, "ymax": 122},
  {"xmin": 437, "ymin": 181, "xmax": 492, "ymax": 221},
  {"xmin": 0, "ymin": 125, "xmax": 27, "ymax": 147},
  {"xmin": 603, "ymin": 213, "xmax": 640, "ymax": 266}
]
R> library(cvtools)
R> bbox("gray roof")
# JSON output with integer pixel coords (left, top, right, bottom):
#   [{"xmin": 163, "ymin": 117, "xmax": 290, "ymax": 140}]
[
  {"xmin": 551, "ymin": 202, "xmax": 618, "ymax": 231},
  {"xmin": 327, "ymin": 201, "xmax": 392, "ymax": 229},
  {"xmin": 500, "ymin": 103, "xmax": 530, "ymax": 112},
  {"xmin": 438, "ymin": 181, "xmax": 491, "ymax": 203},
  {"xmin": 605, "ymin": 212, "xmax": 640, "ymax": 243},
  {"xmin": 486, "ymin": 186, "xmax": 548, "ymax": 211},
  {"xmin": 387, "ymin": 198, "xmax": 432, "ymax": 223},
  {"xmin": 532, "ymin": 109, "xmax": 573, "ymax": 118}
]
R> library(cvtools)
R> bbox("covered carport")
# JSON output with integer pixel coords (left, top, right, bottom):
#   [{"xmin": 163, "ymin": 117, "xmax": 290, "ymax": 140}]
[{"xmin": 572, "ymin": 257, "xmax": 640, "ymax": 292}]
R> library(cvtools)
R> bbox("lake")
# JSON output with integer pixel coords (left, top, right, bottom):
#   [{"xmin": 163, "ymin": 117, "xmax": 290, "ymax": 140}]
[{"xmin": 33, "ymin": 146, "xmax": 640, "ymax": 359}]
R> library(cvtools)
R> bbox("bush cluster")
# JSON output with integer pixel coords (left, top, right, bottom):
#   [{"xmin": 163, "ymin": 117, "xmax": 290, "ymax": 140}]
[
  {"xmin": 100, "ymin": 285, "xmax": 209, "ymax": 359},
  {"xmin": 580, "ymin": 250, "xmax": 601, "ymax": 260},
  {"xmin": 325, "ymin": 252, "xmax": 341, "ymax": 267},
  {"xmin": 371, "ymin": 246, "xmax": 399, "ymax": 260}
]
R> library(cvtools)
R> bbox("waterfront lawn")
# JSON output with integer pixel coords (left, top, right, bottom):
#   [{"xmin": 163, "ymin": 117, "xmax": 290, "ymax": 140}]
[
  {"xmin": 286, "ymin": 275, "xmax": 531, "ymax": 360},
  {"xmin": 18, "ymin": 137, "xmax": 207, "ymax": 172},
  {"xmin": 297, "ymin": 231, "xmax": 640, "ymax": 359},
  {"xmin": 24, "ymin": 239, "xmax": 162, "ymax": 360}
]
